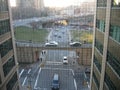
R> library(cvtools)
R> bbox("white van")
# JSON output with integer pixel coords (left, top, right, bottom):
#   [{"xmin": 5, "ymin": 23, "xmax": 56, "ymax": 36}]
[{"xmin": 63, "ymin": 56, "xmax": 68, "ymax": 64}]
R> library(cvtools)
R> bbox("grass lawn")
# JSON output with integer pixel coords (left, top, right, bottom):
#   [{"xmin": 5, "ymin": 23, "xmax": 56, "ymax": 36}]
[
  {"xmin": 14, "ymin": 26, "xmax": 49, "ymax": 42},
  {"xmin": 71, "ymin": 30, "xmax": 93, "ymax": 44}
]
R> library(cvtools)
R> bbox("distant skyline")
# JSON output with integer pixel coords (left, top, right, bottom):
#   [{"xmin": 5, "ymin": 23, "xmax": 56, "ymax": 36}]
[
  {"xmin": 10, "ymin": 0, "xmax": 94, "ymax": 7},
  {"xmin": 44, "ymin": 0, "xmax": 95, "ymax": 7}
]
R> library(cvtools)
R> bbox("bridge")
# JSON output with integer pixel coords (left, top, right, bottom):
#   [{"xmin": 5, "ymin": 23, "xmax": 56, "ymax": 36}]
[{"xmin": 16, "ymin": 43, "xmax": 92, "ymax": 66}]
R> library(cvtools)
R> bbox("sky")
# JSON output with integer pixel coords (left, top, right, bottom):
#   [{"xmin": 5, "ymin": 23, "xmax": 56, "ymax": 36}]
[{"xmin": 10, "ymin": 0, "xmax": 94, "ymax": 7}]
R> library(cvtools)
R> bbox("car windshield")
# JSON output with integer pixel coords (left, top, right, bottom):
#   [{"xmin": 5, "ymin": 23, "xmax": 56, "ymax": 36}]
[{"xmin": 53, "ymin": 80, "xmax": 58, "ymax": 84}]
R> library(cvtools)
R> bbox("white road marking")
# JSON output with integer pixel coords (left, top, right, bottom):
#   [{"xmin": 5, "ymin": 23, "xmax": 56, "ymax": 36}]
[
  {"xmin": 87, "ymin": 82, "xmax": 90, "ymax": 88},
  {"xmin": 19, "ymin": 69, "xmax": 24, "ymax": 78},
  {"xmin": 22, "ymin": 77, "xmax": 27, "ymax": 86},
  {"xmin": 34, "ymin": 68, "xmax": 41, "ymax": 89},
  {"xmin": 22, "ymin": 69, "xmax": 31, "ymax": 86},
  {"xmin": 42, "ymin": 67, "xmax": 73, "ymax": 71},
  {"xmin": 74, "ymin": 79, "xmax": 77, "ymax": 90},
  {"xmin": 71, "ymin": 69, "xmax": 74, "ymax": 76}
]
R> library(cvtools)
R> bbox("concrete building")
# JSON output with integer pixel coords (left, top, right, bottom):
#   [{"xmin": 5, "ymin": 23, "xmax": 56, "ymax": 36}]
[
  {"xmin": 90, "ymin": 0, "xmax": 120, "ymax": 90},
  {"xmin": 16, "ymin": 0, "xmax": 44, "ymax": 10},
  {"xmin": 0, "ymin": 0, "xmax": 19, "ymax": 90}
]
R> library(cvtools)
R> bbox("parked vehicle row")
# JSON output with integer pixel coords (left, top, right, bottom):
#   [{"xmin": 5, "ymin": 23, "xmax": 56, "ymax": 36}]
[{"xmin": 45, "ymin": 41, "xmax": 82, "ymax": 47}]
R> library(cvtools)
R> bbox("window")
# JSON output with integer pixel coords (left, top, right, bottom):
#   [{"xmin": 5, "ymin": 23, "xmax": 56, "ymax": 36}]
[
  {"xmin": 104, "ymin": 73, "xmax": 116, "ymax": 90},
  {"xmin": 94, "ymin": 56, "xmax": 101, "ymax": 72},
  {"xmin": 112, "ymin": 0, "xmax": 120, "ymax": 7},
  {"xmin": 97, "ymin": 0, "xmax": 107, "ymax": 7},
  {"xmin": 6, "ymin": 72, "xmax": 18, "ymax": 90},
  {"xmin": 109, "ymin": 25, "xmax": 120, "ymax": 43},
  {"xmin": 0, "ymin": 0, "xmax": 8, "ymax": 12},
  {"xmin": 0, "ymin": 38, "xmax": 13, "ymax": 58},
  {"xmin": 96, "ymin": 19, "xmax": 105, "ymax": 32},
  {"xmin": 3, "ymin": 56, "xmax": 15, "ymax": 77},
  {"xmin": 107, "ymin": 51, "xmax": 120, "ymax": 77},
  {"xmin": 0, "ymin": 75, "xmax": 2, "ymax": 84},
  {"xmin": 93, "ymin": 72, "xmax": 99, "ymax": 88},
  {"xmin": 95, "ymin": 39, "xmax": 103, "ymax": 54},
  {"xmin": 0, "ymin": 19, "xmax": 10, "ymax": 35}
]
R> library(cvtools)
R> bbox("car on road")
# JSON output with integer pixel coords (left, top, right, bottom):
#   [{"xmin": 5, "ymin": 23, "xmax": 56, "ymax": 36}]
[
  {"xmin": 45, "ymin": 41, "xmax": 58, "ymax": 47},
  {"xmin": 63, "ymin": 56, "xmax": 68, "ymax": 64},
  {"xmin": 51, "ymin": 74, "xmax": 60, "ymax": 90},
  {"xmin": 69, "ymin": 42, "xmax": 82, "ymax": 47}
]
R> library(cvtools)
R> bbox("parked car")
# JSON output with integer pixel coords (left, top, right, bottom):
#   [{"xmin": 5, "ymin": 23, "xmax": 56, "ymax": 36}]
[
  {"xmin": 51, "ymin": 74, "xmax": 60, "ymax": 90},
  {"xmin": 63, "ymin": 56, "xmax": 68, "ymax": 64},
  {"xmin": 45, "ymin": 41, "xmax": 58, "ymax": 47},
  {"xmin": 69, "ymin": 42, "xmax": 82, "ymax": 47}
]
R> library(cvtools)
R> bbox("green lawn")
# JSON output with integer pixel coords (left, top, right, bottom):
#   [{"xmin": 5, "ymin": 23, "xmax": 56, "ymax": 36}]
[
  {"xmin": 14, "ymin": 26, "xmax": 49, "ymax": 42},
  {"xmin": 71, "ymin": 30, "xmax": 93, "ymax": 44}
]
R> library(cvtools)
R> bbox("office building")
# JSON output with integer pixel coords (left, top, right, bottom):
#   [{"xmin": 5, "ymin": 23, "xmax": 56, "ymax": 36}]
[
  {"xmin": 90, "ymin": 0, "xmax": 120, "ymax": 90},
  {"xmin": 0, "ymin": 0, "xmax": 19, "ymax": 90}
]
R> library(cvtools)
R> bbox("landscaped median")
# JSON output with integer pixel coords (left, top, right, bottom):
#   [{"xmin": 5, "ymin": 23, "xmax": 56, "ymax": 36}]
[
  {"xmin": 14, "ymin": 26, "xmax": 49, "ymax": 43},
  {"xmin": 70, "ymin": 30, "xmax": 93, "ymax": 44}
]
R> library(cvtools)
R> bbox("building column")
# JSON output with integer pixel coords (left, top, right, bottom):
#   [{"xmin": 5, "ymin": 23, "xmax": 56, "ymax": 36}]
[
  {"xmin": 90, "ymin": 0, "xmax": 97, "ymax": 89},
  {"xmin": 99, "ymin": 0, "xmax": 111, "ymax": 90}
]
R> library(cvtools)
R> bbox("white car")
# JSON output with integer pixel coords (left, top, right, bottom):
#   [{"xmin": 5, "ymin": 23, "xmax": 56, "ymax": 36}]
[
  {"xmin": 70, "ymin": 42, "xmax": 82, "ymax": 47},
  {"xmin": 63, "ymin": 56, "xmax": 68, "ymax": 64},
  {"xmin": 45, "ymin": 41, "xmax": 58, "ymax": 47}
]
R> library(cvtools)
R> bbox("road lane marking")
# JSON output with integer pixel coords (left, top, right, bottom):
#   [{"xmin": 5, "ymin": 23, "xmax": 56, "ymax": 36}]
[
  {"xmin": 74, "ymin": 79, "xmax": 77, "ymax": 90},
  {"xmin": 19, "ymin": 69, "xmax": 24, "ymax": 78},
  {"xmin": 22, "ymin": 69, "xmax": 31, "ymax": 86},
  {"xmin": 22, "ymin": 77, "xmax": 27, "ymax": 86},
  {"xmin": 42, "ymin": 67, "xmax": 73, "ymax": 71},
  {"xmin": 34, "ymin": 68, "xmax": 41, "ymax": 89},
  {"xmin": 71, "ymin": 69, "xmax": 74, "ymax": 76},
  {"xmin": 28, "ymin": 69, "xmax": 31, "ymax": 74}
]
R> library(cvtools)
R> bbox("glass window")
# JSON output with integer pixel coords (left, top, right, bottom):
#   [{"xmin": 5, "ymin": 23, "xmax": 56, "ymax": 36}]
[
  {"xmin": 0, "ymin": 19, "xmax": 10, "ymax": 35},
  {"xmin": 3, "ymin": 56, "xmax": 15, "ymax": 77},
  {"xmin": 110, "ymin": 25, "xmax": 120, "ymax": 43},
  {"xmin": 0, "ymin": 0, "xmax": 8, "ymax": 12},
  {"xmin": 94, "ymin": 56, "xmax": 101, "ymax": 72},
  {"xmin": 95, "ymin": 39, "xmax": 103, "ymax": 54},
  {"xmin": 104, "ymin": 73, "xmax": 116, "ymax": 90},
  {"xmin": 112, "ymin": 0, "xmax": 120, "ymax": 7},
  {"xmin": 97, "ymin": 0, "xmax": 107, "ymax": 7},
  {"xmin": 6, "ymin": 72, "xmax": 18, "ymax": 90},
  {"xmin": 93, "ymin": 72, "xmax": 99, "ymax": 88},
  {"xmin": 107, "ymin": 51, "xmax": 120, "ymax": 77},
  {"xmin": 96, "ymin": 19, "xmax": 105, "ymax": 32},
  {"xmin": 0, "ymin": 76, "xmax": 2, "ymax": 84},
  {"xmin": 0, "ymin": 38, "xmax": 13, "ymax": 58}
]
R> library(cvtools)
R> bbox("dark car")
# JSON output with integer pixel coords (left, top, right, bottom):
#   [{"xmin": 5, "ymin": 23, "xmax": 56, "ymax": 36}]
[{"xmin": 51, "ymin": 74, "xmax": 60, "ymax": 90}]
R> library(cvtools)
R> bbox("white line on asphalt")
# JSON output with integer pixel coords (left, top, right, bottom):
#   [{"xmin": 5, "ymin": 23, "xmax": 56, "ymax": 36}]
[
  {"xmin": 34, "ymin": 68, "xmax": 41, "ymax": 89},
  {"xmin": 71, "ymin": 69, "xmax": 74, "ymax": 76},
  {"xmin": 22, "ymin": 69, "xmax": 31, "ymax": 86},
  {"xmin": 74, "ymin": 79, "xmax": 77, "ymax": 90},
  {"xmin": 42, "ymin": 67, "xmax": 73, "ymax": 71},
  {"xmin": 28, "ymin": 69, "xmax": 31, "ymax": 74},
  {"xmin": 19, "ymin": 69, "xmax": 24, "ymax": 78},
  {"xmin": 87, "ymin": 82, "xmax": 90, "ymax": 88},
  {"xmin": 22, "ymin": 77, "xmax": 27, "ymax": 86}
]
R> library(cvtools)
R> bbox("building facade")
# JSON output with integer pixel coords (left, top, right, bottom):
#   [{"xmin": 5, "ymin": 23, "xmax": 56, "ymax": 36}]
[
  {"xmin": 90, "ymin": 0, "xmax": 120, "ymax": 90},
  {"xmin": 0, "ymin": 0, "xmax": 19, "ymax": 90}
]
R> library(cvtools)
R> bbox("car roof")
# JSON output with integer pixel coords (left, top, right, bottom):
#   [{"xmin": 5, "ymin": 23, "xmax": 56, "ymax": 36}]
[
  {"xmin": 63, "ymin": 56, "xmax": 67, "ymax": 59},
  {"xmin": 53, "ymin": 74, "xmax": 59, "ymax": 80}
]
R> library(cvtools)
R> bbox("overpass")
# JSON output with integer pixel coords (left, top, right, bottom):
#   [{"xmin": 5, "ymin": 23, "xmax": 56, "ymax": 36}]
[{"xmin": 16, "ymin": 44, "xmax": 92, "ymax": 66}]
